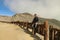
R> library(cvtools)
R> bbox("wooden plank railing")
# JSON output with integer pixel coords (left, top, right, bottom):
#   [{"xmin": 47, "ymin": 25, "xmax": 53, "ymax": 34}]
[{"xmin": 11, "ymin": 21, "xmax": 60, "ymax": 40}]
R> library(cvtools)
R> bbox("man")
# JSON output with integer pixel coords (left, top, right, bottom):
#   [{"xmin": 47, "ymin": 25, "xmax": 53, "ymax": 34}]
[{"xmin": 32, "ymin": 14, "xmax": 39, "ymax": 35}]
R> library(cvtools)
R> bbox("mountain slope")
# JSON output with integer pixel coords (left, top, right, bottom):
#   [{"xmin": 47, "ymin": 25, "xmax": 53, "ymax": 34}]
[
  {"xmin": 0, "ymin": 13, "xmax": 60, "ymax": 28},
  {"xmin": 14, "ymin": 13, "xmax": 60, "ymax": 29}
]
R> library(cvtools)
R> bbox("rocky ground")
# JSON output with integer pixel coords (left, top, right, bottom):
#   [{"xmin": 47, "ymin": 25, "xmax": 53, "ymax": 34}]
[{"xmin": 0, "ymin": 22, "xmax": 44, "ymax": 40}]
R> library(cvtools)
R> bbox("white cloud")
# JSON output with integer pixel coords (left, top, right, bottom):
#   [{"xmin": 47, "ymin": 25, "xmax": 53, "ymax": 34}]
[{"xmin": 4, "ymin": 0, "xmax": 60, "ymax": 20}]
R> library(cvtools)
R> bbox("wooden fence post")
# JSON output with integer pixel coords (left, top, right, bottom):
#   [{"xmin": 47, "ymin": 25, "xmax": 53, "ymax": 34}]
[
  {"xmin": 38, "ymin": 25, "xmax": 40, "ymax": 33},
  {"xmin": 52, "ymin": 29, "xmax": 55, "ymax": 40},
  {"xmin": 44, "ymin": 21, "xmax": 49, "ymax": 40},
  {"xmin": 22, "ymin": 22, "xmax": 24, "ymax": 28},
  {"xmin": 26, "ymin": 22, "xmax": 28, "ymax": 30}
]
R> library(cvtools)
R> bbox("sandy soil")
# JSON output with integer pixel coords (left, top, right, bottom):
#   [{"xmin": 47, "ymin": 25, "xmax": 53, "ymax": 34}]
[{"xmin": 0, "ymin": 22, "xmax": 44, "ymax": 40}]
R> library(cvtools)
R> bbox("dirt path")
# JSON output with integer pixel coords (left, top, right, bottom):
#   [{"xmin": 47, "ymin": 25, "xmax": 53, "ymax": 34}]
[{"xmin": 0, "ymin": 22, "xmax": 44, "ymax": 40}]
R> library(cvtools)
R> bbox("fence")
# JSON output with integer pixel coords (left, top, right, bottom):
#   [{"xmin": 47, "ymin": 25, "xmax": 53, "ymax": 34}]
[{"xmin": 11, "ymin": 21, "xmax": 60, "ymax": 40}]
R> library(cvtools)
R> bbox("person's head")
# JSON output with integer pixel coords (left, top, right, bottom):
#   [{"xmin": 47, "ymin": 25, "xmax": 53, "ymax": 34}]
[{"xmin": 34, "ymin": 14, "xmax": 37, "ymax": 17}]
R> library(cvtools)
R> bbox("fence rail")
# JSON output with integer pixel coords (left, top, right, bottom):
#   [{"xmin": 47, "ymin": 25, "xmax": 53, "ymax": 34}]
[{"xmin": 11, "ymin": 21, "xmax": 60, "ymax": 40}]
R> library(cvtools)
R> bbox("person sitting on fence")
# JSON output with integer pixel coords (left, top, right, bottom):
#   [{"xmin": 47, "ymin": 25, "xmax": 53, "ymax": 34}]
[{"xmin": 32, "ymin": 14, "xmax": 39, "ymax": 35}]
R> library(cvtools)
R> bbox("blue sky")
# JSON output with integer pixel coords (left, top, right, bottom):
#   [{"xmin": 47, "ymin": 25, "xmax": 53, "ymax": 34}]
[
  {"xmin": 0, "ymin": 0, "xmax": 14, "ymax": 16},
  {"xmin": 0, "ymin": 0, "xmax": 60, "ymax": 20}
]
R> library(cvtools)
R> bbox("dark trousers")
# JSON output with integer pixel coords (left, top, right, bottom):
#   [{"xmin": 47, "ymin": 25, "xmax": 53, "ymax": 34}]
[{"xmin": 32, "ymin": 23, "xmax": 37, "ymax": 35}]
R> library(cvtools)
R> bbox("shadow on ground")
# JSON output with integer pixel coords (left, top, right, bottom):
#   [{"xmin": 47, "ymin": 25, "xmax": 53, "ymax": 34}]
[{"xmin": 18, "ymin": 26, "xmax": 41, "ymax": 40}]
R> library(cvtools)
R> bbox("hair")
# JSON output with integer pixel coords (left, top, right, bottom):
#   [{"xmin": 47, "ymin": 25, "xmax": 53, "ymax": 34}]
[{"xmin": 34, "ymin": 14, "xmax": 37, "ymax": 16}]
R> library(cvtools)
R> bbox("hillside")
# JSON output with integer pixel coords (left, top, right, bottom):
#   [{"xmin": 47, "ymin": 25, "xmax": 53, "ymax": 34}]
[
  {"xmin": 0, "ymin": 15, "xmax": 12, "ymax": 22},
  {"xmin": 15, "ymin": 13, "xmax": 60, "ymax": 26},
  {"xmin": 0, "ymin": 13, "xmax": 60, "ymax": 28},
  {"xmin": 12, "ymin": 13, "xmax": 34, "ymax": 22}
]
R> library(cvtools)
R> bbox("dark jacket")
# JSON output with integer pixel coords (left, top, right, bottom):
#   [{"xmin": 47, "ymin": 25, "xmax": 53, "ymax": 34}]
[{"xmin": 32, "ymin": 16, "xmax": 39, "ymax": 24}]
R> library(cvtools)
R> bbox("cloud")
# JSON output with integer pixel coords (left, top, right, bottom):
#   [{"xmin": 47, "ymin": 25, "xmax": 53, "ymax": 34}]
[{"xmin": 4, "ymin": 0, "xmax": 60, "ymax": 20}]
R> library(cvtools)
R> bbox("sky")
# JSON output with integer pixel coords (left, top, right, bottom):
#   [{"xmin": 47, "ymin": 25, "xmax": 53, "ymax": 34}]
[
  {"xmin": 0, "ymin": 0, "xmax": 60, "ymax": 20},
  {"xmin": 0, "ymin": 0, "xmax": 14, "ymax": 16}
]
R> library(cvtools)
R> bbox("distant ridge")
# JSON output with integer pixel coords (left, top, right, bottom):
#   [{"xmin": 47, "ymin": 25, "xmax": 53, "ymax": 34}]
[
  {"xmin": 0, "ymin": 13, "xmax": 60, "ymax": 29},
  {"xmin": 0, "ymin": 15, "xmax": 12, "ymax": 22}
]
